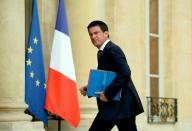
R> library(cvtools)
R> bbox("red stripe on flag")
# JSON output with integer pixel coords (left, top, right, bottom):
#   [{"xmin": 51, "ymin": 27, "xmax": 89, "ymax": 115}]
[{"xmin": 45, "ymin": 68, "xmax": 80, "ymax": 127}]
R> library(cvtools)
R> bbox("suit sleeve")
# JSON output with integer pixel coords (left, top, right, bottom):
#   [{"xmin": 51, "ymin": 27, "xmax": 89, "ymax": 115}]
[{"xmin": 104, "ymin": 45, "xmax": 131, "ymax": 101}]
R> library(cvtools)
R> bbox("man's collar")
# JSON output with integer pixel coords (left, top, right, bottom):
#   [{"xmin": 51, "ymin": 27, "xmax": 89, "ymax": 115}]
[{"xmin": 99, "ymin": 39, "xmax": 110, "ymax": 51}]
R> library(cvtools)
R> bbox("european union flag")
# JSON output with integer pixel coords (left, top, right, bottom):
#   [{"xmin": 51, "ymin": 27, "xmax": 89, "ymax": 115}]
[{"xmin": 25, "ymin": 0, "xmax": 48, "ymax": 125}]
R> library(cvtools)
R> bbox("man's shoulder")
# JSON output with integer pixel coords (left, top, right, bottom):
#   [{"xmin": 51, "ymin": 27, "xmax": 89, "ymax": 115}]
[
  {"xmin": 106, "ymin": 41, "xmax": 120, "ymax": 50},
  {"xmin": 106, "ymin": 41, "xmax": 123, "ymax": 52},
  {"xmin": 105, "ymin": 41, "xmax": 126, "ymax": 58}
]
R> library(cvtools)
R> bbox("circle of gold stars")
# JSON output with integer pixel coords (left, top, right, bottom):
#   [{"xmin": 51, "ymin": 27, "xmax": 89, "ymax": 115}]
[{"xmin": 26, "ymin": 36, "xmax": 46, "ymax": 88}]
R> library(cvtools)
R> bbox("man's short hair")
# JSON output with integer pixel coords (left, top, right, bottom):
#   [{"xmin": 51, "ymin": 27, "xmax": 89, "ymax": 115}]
[{"xmin": 87, "ymin": 20, "xmax": 109, "ymax": 32}]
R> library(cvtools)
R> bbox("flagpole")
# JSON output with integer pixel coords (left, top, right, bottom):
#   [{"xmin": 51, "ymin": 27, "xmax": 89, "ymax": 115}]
[{"xmin": 58, "ymin": 117, "xmax": 61, "ymax": 131}]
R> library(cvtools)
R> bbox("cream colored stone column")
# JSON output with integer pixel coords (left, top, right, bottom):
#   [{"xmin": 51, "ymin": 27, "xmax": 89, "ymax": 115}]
[
  {"xmin": 169, "ymin": 0, "xmax": 192, "ymax": 130},
  {"xmin": 0, "ymin": 0, "xmax": 44, "ymax": 130},
  {"xmin": 105, "ymin": 0, "xmax": 146, "ymax": 123},
  {"xmin": 65, "ymin": 0, "xmax": 105, "ymax": 119}
]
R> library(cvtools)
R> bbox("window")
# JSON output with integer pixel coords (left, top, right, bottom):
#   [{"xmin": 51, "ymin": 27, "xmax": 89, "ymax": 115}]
[{"xmin": 146, "ymin": 0, "xmax": 163, "ymax": 97}]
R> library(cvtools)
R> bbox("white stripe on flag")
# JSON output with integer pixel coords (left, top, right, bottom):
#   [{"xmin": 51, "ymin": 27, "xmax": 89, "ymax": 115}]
[{"xmin": 50, "ymin": 30, "xmax": 76, "ymax": 82}]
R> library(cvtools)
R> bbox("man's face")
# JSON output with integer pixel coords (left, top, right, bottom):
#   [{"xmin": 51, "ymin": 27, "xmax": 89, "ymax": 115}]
[{"xmin": 88, "ymin": 26, "xmax": 109, "ymax": 49}]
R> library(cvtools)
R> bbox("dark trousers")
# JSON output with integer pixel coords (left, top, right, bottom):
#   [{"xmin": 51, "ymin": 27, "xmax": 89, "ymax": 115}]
[{"xmin": 89, "ymin": 113, "xmax": 137, "ymax": 131}]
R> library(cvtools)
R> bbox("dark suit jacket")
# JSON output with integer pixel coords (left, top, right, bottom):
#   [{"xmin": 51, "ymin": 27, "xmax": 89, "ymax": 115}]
[{"xmin": 97, "ymin": 41, "xmax": 144, "ymax": 120}]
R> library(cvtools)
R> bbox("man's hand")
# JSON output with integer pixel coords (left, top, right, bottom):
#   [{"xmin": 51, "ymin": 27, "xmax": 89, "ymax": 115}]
[
  {"xmin": 79, "ymin": 85, "xmax": 87, "ymax": 96},
  {"xmin": 95, "ymin": 92, "xmax": 109, "ymax": 102}
]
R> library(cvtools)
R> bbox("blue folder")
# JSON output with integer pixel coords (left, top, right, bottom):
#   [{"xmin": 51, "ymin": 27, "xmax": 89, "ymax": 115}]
[{"xmin": 87, "ymin": 69, "xmax": 121, "ymax": 101}]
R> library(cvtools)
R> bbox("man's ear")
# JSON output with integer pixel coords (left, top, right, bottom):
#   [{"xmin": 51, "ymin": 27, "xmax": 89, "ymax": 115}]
[{"xmin": 104, "ymin": 31, "xmax": 109, "ymax": 37}]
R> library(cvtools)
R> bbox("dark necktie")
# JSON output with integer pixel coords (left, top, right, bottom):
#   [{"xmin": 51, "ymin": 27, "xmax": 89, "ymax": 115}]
[{"xmin": 97, "ymin": 50, "xmax": 102, "ymax": 61}]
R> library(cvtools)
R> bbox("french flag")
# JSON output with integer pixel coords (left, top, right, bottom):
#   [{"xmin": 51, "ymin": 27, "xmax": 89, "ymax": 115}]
[{"xmin": 45, "ymin": 0, "xmax": 80, "ymax": 127}]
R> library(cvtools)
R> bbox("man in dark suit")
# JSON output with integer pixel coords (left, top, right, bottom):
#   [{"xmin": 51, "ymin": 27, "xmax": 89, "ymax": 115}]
[{"xmin": 80, "ymin": 20, "xmax": 144, "ymax": 131}]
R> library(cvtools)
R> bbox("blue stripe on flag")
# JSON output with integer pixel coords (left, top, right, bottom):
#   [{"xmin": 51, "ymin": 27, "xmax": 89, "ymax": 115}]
[{"xmin": 55, "ymin": 0, "xmax": 69, "ymax": 35}]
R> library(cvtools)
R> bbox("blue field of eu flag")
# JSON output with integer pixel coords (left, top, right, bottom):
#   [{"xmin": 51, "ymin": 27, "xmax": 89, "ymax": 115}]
[{"xmin": 25, "ymin": 0, "xmax": 48, "ymax": 125}]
